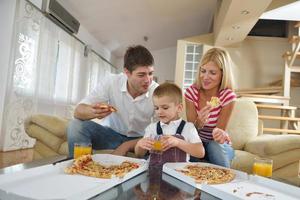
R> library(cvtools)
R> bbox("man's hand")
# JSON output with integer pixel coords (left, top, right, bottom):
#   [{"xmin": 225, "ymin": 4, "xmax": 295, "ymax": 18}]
[
  {"xmin": 92, "ymin": 103, "xmax": 113, "ymax": 119},
  {"xmin": 212, "ymin": 127, "xmax": 231, "ymax": 144},
  {"xmin": 161, "ymin": 135, "xmax": 180, "ymax": 151}
]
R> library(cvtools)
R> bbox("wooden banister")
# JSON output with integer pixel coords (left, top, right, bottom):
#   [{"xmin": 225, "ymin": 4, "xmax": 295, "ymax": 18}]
[
  {"xmin": 256, "ymin": 104, "xmax": 297, "ymax": 110},
  {"xmin": 259, "ymin": 115, "xmax": 300, "ymax": 121}
]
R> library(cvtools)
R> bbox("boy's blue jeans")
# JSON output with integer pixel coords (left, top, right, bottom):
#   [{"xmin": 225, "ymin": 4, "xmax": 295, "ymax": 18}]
[
  {"xmin": 67, "ymin": 119, "xmax": 139, "ymax": 158},
  {"xmin": 190, "ymin": 141, "xmax": 235, "ymax": 168}
]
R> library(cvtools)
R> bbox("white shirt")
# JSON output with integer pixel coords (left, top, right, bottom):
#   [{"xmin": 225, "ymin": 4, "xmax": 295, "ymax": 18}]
[
  {"xmin": 80, "ymin": 73, "xmax": 159, "ymax": 137},
  {"xmin": 144, "ymin": 118, "xmax": 202, "ymax": 161}
]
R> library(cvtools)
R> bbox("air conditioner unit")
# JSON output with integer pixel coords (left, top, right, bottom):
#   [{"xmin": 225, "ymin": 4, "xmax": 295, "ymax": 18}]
[{"xmin": 42, "ymin": 0, "xmax": 80, "ymax": 34}]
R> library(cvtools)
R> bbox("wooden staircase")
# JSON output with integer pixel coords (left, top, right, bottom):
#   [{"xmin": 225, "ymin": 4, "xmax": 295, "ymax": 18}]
[
  {"xmin": 255, "ymin": 104, "xmax": 300, "ymax": 134},
  {"xmin": 239, "ymin": 22, "xmax": 300, "ymax": 134}
]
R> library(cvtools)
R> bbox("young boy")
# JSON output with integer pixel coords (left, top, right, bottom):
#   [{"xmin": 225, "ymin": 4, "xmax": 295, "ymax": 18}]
[{"xmin": 134, "ymin": 82, "xmax": 205, "ymax": 162}]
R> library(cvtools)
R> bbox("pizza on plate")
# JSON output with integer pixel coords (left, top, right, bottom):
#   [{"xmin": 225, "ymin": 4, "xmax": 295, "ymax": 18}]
[
  {"xmin": 176, "ymin": 164, "xmax": 235, "ymax": 184},
  {"xmin": 65, "ymin": 154, "xmax": 139, "ymax": 178}
]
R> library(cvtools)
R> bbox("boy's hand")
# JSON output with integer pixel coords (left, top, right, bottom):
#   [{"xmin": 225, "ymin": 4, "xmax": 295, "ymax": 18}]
[
  {"xmin": 136, "ymin": 138, "xmax": 154, "ymax": 151},
  {"xmin": 212, "ymin": 128, "xmax": 231, "ymax": 144},
  {"xmin": 161, "ymin": 135, "xmax": 180, "ymax": 151}
]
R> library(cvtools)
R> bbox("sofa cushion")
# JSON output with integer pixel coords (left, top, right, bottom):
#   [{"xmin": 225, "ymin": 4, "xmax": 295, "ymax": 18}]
[
  {"xmin": 273, "ymin": 161, "xmax": 299, "ymax": 179},
  {"xmin": 227, "ymin": 99, "xmax": 258, "ymax": 150},
  {"xmin": 26, "ymin": 124, "xmax": 64, "ymax": 152},
  {"xmin": 231, "ymin": 150, "xmax": 257, "ymax": 174},
  {"xmin": 245, "ymin": 134, "xmax": 300, "ymax": 156},
  {"xmin": 269, "ymin": 149, "xmax": 300, "ymax": 170},
  {"xmin": 25, "ymin": 114, "xmax": 69, "ymax": 138},
  {"xmin": 34, "ymin": 141, "xmax": 60, "ymax": 157},
  {"xmin": 58, "ymin": 142, "xmax": 69, "ymax": 155}
]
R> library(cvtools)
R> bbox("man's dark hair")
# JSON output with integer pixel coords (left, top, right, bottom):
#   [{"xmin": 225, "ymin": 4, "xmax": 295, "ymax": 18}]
[{"xmin": 123, "ymin": 45, "xmax": 154, "ymax": 72}]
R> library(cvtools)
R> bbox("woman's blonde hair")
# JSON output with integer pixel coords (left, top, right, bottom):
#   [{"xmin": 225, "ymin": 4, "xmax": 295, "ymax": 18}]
[{"xmin": 195, "ymin": 47, "xmax": 235, "ymax": 91}]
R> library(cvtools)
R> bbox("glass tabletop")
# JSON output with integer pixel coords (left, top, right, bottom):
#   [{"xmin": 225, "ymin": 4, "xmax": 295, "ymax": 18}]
[
  {"xmin": 91, "ymin": 165, "xmax": 220, "ymax": 200},
  {"xmin": 0, "ymin": 157, "xmax": 220, "ymax": 200}
]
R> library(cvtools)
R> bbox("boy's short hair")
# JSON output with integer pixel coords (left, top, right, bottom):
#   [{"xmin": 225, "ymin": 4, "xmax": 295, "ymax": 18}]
[
  {"xmin": 153, "ymin": 82, "xmax": 182, "ymax": 104},
  {"xmin": 124, "ymin": 45, "xmax": 154, "ymax": 72}
]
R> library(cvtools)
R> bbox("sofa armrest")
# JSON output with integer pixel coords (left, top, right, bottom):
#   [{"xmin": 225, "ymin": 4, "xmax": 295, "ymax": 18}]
[
  {"xmin": 25, "ymin": 114, "xmax": 69, "ymax": 138},
  {"xmin": 245, "ymin": 134, "xmax": 300, "ymax": 156}
]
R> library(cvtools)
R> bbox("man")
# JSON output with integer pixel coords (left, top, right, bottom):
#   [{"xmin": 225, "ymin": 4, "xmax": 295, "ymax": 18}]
[{"xmin": 67, "ymin": 45, "xmax": 158, "ymax": 158}]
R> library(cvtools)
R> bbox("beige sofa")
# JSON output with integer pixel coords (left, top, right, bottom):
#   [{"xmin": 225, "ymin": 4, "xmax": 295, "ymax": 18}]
[{"xmin": 24, "ymin": 99, "xmax": 300, "ymax": 183}]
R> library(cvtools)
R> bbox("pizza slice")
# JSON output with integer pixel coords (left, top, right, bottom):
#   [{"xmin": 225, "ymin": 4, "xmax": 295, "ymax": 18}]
[
  {"xmin": 99, "ymin": 104, "xmax": 117, "ymax": 112},
  {"xmin": 65, "ymin": 155, "xmax": 140, "ymax": 179},
  {"xmin": 208, "ymin": 97, "xmax": 220, "ymax": 108}
]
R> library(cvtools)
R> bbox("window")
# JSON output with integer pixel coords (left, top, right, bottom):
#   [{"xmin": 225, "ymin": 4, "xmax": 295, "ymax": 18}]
[{"xmin": 183, "ymin": 44, "xmax": 203, "ymax": 91}]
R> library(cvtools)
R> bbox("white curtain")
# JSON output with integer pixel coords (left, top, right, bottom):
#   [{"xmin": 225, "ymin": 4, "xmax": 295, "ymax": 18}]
[
  {"xmin": 1, "ymin": 0, "xmax": 115, "ymax": 151},
  {"xmin": 86, "ymin": 51, "xmax": 112, "ymax": 94}
]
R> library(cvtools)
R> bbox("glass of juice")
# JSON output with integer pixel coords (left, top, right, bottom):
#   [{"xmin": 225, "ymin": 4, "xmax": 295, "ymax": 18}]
[
  {"xmin": 73, "ymin": 143, "xmax": 92, "ymax": 159},
  {"xmin": 152, "ymin": 135, "xmax": 162, "ymax": 153},
  {"xmin": 253, "ymin": 157, "xmax": 273, "ymax": 177}
]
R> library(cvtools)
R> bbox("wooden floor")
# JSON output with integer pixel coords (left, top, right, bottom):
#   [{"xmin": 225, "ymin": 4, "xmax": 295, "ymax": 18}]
[{"xmin": 0, "ymin": 148, "xmax": 34, "ymax": 169}]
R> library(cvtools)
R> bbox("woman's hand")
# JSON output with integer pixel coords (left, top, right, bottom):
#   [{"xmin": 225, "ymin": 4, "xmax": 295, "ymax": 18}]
[
  {"xmin": 195, "ymin": 104, "xmax": 212, "ymax": 129},
  {"xmin": 161, "ymin": 135, "xmax": 180, "ymax": 151},
  {"xmin": 212, "ymin": 127, "xmax": 231, "ymax": 144}
]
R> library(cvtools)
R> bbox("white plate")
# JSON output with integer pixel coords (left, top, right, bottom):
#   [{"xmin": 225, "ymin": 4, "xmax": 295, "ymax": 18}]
[
  {"xmin": 163, "ymin": 162, "xmax": 300, "ymax": 200},
  {"xmin": 0, "ymin": 154, "xmax": 147, "ymax": 200}
]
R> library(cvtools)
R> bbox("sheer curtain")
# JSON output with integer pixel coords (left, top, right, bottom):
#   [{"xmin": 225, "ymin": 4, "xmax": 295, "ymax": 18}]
[{"xmin": 1, "ymin": 0, "xmax": 114, "ymax": 151}]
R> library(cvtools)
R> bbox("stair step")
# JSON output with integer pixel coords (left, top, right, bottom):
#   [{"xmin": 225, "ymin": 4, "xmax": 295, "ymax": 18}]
[
  {"xmin": 290, "ymin": 66, "xmax": 300, "ymax": 73},
  {"xmin": 236, "ymin": 86, "xmax": 281, "ymax": 95},
  {"xmin": 256, "ymin": 104, "xmax": 297, "ymax": 110},
  {"xmin": 239, "ymin": 94, "xmax": 290, "ymax": 105},
  {"xmin": 259, "ymin": 115, "xmax": 300, "ymax": 121},
  {"xmin": 289, "ymin": 36, "xmax": 300, "ymax": 43},
  {"xmin": 239, "ymin": 94, "xmax": 289, "ymax": 100},
  {"xmin": 263, "ymin": 128, "xmax": 300, "ymax": 134},
  {"xmin": 282, "ymin": 51, "xmax": 300, "ymax": 59}
]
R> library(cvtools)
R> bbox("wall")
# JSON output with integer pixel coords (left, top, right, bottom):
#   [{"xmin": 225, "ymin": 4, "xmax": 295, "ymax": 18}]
[
  {"xmin": 152, "ymin": 46, "xmax": 177, "ymax": 83},
  {"xmin": 115, "ymin": 46, "xmax": 177, "ymax": 84},
  {"xmin": 0, "ymin": 0, "xmax": 17, "ymax": 149}
]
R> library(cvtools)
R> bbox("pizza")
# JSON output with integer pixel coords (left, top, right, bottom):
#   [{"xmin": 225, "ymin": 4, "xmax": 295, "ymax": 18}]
[
  {"xmin": 208, "ymin": 97, "xmax": 220, "ymax": 108},
  {"xmin": 65, "ymin": 155, "xmax": 139, "ymax": 178},
  {"xmin": 99, "ymin": 104, "xmax": 117, "ymax": 112},
  {"xmin": 176, "ymin": 164, "xmax": 235, "ymax": 184}
]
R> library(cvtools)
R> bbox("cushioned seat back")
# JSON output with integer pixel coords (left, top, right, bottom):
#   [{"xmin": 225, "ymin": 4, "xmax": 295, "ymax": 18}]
[{"xmin": 226, "ymin": 99, "xmax": 258, "ymax": 150}]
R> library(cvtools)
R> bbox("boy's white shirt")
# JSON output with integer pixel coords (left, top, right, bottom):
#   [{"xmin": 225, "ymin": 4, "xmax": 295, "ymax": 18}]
[{"xmin": 144, "ymin": 118, "xmax": 202, "ymax": 161}]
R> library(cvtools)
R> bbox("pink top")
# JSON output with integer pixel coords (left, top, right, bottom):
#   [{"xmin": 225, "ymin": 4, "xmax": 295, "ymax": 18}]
[{"xmin": 184, "ymin": 84, "xmax": 236, "ymax": 141}]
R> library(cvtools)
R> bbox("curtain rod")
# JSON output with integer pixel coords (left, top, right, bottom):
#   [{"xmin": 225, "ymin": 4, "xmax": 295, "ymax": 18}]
[{"xmin": 25, "ymin": 0, "xmax": 118, "ymax": 70}]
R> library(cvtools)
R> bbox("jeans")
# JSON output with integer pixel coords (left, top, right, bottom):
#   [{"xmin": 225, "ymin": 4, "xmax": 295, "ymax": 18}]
[
  {"xmin": 190, "ymin": 141, "xmax": 235, "ymax": 168},
  {"xmin": 67, "ymin": 119, "xmax": 140, "ymax": 158}
]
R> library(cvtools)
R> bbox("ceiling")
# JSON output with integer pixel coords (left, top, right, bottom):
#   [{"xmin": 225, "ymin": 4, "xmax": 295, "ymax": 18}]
[
  {"xmin": 57, "ymin": 0, "xmax": 298, "ymax": 58},
  {"xmin": 57, "ymin": 0, "xmax": 218, "ymax": 58}
]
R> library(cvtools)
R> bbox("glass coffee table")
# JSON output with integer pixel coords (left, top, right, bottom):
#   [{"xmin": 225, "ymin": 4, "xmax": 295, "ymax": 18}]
[{"xmin": 0, "ymin": 155, "xmax": 220, "ymax": 200}]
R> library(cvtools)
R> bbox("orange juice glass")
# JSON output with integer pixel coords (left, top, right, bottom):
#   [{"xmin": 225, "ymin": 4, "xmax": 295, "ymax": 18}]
[
  {"xmin": 253, "ymin": 157, "xmax": 273, "ymax": 177},
  {"xmin": 152, "ymin": 135, "xmax": 162, "ymax": 153},
  {"xmin": 74, "ymin": 143, "xmax": 92, "ymax": 159},
  {"xmin": 153, "ymin": 140, "xmax": 162, "ymax": 151}
]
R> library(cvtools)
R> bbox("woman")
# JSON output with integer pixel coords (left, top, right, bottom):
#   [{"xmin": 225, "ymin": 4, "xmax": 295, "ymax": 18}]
[{"xmin": 184, "ymin": 47, "xmax": 236, "ymax": 168}]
